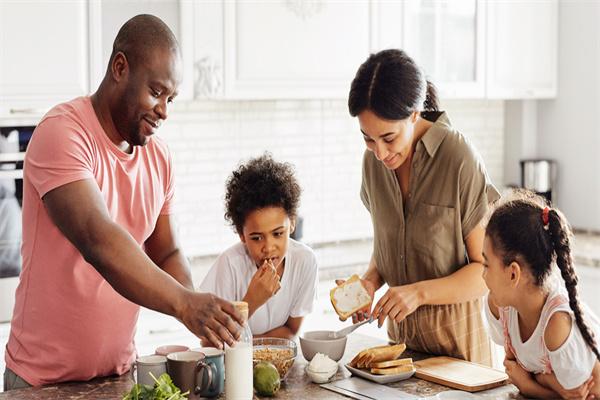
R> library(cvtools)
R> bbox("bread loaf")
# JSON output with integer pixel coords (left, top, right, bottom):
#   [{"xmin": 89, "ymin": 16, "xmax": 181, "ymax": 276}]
[{"xmin": 330, "ymin": 274, "xmax": 372, "ymax": 321}]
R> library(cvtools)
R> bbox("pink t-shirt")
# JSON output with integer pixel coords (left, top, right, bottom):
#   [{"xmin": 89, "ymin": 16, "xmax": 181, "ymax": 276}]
[{"xmin": 5, "ymin": 96, "xmax": 174, "ymax": 386}]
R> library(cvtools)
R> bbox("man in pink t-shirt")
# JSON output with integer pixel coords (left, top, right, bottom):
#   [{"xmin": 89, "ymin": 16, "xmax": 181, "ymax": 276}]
[{"xmin": 4, "ymin": 15, "xmax": 243, "ymax": 389}]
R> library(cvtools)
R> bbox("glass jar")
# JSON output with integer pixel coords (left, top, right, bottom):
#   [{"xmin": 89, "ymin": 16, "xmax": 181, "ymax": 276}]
[{"xmin": 225, "ymin": 301, "xmax": 253, "ymax": 400}]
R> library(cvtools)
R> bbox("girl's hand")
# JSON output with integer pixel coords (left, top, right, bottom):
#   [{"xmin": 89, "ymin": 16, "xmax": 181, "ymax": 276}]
[
  {"xmin": 504, "ymin": 358, "xmax": 535, "ymax": 392},
  {"xmin": 535, "ymin": 373, "xmax": 595, "ymax": 400},
  {"xmin": 334, "ymin": 278, "xmax": 377, "ymax": 323},
  {"xmin": 371, "ymin": 284, "xmax": 421, "ymax": 328}
]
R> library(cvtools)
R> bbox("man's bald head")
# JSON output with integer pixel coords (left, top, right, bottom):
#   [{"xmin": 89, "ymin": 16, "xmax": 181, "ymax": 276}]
[{"xmin": 108, "ymin": 14, "xmax": 180, "ymax": 72}]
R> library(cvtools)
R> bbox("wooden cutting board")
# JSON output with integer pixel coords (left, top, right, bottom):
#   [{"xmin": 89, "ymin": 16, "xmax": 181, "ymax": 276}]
[{"xmin": 414, "ymin": 356, "xmax": 508, "ymax": 392}]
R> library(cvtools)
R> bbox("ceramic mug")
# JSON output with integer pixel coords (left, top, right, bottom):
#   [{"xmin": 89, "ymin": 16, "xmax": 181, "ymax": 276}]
[
  {"xmin": 191, "ymin": 347, "xmax": 225, "ymax": 398},
  {"xmin": 136, "ymin": 355, "xmax": 167, "ymax": 386},
  {"xmin": 167, "ymin": 351, "xmax": 213, "ymax": 400},
  {"xmin": 155, "ymin": 344, "xmax": 190, "ymax": 357}
]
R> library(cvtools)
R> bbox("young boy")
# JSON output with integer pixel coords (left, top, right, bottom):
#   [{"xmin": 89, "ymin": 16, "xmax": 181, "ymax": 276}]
[{"xmin": 199, "ymin": 154, "xmax": 318, "ymax": 339}]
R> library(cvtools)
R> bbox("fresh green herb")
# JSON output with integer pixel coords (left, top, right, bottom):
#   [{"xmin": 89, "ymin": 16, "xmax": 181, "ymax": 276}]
[{"xmin": 122, "ymin": 372, "xmax": 189, "ymax": 400}]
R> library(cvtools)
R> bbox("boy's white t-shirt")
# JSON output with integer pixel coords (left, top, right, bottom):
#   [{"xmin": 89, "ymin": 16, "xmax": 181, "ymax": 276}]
[
  {"xmin": 484, "ymin": 282, "xmax": 600, "ymax": 389},
  {"xmin": 198, "ymin": 239, "xmax": 318, "ymax": 335}
]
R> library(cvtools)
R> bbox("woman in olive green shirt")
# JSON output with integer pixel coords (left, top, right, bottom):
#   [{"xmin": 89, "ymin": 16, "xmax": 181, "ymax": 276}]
[{"xmin": 345, "ymin": 49, "xmax": 500, "ymax": 365}]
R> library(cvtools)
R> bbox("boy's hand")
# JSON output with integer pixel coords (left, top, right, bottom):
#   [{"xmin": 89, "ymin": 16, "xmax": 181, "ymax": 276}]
[{"xmin": 243, "ymin": 260, "xmax": 281, "ymax": 314}]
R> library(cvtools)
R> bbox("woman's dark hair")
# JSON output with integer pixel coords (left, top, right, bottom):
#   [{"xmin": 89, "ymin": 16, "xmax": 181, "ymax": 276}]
[
  {"xmin": 224, "ymin": 153, "xmax": 301, "ymax": 235},
  {"xmin": 348, "ymin": 49, "xmax": 439, "ymax": 120},
  {"xmin": 486, "ymin": 190, "xmax": 600, "ymax": 361}
]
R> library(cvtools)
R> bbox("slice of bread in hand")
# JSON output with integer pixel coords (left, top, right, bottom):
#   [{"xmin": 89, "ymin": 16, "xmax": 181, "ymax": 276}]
[
  {"xmin": 370, "ymin": 363, "xmax": 415, "ymax": 375},
  {"xmin": 370, "ymin": 357, "xmax": 413, "ymax": 369},
  {"xmin": 330, "ymin": 274, "xmax": 372, "ymax": 321}
]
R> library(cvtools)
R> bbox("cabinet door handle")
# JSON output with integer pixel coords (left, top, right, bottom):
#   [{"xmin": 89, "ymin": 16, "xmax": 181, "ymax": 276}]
[
  {"xmin": 9, "ymin": 108, "xmax": 45, "ymax": 114},
  {"xmin": 0, "ymin": 169, "xmax": 23, "ymax": 179}
]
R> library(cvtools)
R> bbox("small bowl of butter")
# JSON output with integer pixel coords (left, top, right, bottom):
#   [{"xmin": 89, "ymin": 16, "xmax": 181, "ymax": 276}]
[{"xmin": 305, "ymin": 352, "xmax": 338, "ymax": 383}]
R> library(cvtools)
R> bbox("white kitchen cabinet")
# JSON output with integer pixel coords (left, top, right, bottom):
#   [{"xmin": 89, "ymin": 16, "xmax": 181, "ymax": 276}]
[
  {"xmin": 486, "ymin": 0, "xmax": 558, "ymax": 99},
  {"xmin": 402, "ymin": 0, "xmax": 486, "ymax": 99},
  {"xmin": 90, "ymin": 0, "xmax": 194, "ymax": 100},
  {"xmin": 0, "ymin": 0, "xmax": 90, "ymax": 119},
  {"xmin": 192, "ymin": 0, "xmax": 403, "ymax": 100}
]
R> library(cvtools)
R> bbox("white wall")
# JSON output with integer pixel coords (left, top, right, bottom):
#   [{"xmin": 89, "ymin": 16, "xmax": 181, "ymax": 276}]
[
  {"xmin": 162, "ymin": 99, "xmax": 504, "ymax": 258},
  {"xmin": 536, "ymin": 1, "xmax": 600, "ymax": 230}
]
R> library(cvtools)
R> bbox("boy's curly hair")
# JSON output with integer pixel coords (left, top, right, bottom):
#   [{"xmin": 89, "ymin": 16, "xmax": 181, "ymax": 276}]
[{"xmin": 224, "ymin": 153, "xmax": 301, "ymax": 235}]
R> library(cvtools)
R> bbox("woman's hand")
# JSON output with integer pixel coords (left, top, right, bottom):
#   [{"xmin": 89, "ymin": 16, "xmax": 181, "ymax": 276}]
[
  {"xmin": 371, "ymin": 284, "xmax": 422, "ymax": 328},
  {"xmin": 334, "ymin": 278, "xmax": 377, "ymax": 323},
  {"xmin": 243, "ymin": 260, "xmax": 281, "ymax": 316}
]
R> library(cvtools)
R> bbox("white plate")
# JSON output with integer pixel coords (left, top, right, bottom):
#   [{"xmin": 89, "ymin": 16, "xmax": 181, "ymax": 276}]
[{"xmin": 345, "ymin": 363, "xmax": 415, "ymax": 384}]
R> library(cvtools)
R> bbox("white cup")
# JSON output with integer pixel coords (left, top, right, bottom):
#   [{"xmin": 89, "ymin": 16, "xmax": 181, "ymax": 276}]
[{"xmin": 136, "ymin": 354, "xmax": 167, "ymax": 386}]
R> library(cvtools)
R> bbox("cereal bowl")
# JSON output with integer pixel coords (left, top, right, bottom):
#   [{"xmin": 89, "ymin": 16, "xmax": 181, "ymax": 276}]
[{"xmin": 253, "ymin": 337, "xmax": 297, "ymax": 380}]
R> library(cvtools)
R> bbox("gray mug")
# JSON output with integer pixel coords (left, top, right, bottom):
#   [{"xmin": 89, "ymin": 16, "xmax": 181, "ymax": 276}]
[
  {"xmin": 166, "ymin": 351, "xmax": 213, "ymax": 399},
  {"xmin": 136, "ymin": 355, "xmax": 167, "ymax": 386},
  {"xmin": 192, "ymin": 347, "xmax": 225, "ymax": 398}
]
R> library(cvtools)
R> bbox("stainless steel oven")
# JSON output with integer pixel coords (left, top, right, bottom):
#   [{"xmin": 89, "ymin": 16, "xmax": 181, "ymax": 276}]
[{"xmin": 0, "ymin": 125, "xmax": 33, "ymax": 322}]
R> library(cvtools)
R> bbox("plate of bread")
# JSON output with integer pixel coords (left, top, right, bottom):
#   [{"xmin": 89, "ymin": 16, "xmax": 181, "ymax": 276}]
[{"xmin": 345, "ymin": 343, "xmax": 416, "ymax": 384}]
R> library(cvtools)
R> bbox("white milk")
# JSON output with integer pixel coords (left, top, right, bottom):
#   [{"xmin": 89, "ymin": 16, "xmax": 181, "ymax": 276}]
[{"xmin": 225, "ymin": 341, "xmax": 253, "ymax": 400}]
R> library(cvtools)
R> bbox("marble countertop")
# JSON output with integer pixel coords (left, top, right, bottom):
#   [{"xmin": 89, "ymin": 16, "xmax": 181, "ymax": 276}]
[{"xmin": 0, "ymin": 333, "xmax": 520, "ymax": 399}]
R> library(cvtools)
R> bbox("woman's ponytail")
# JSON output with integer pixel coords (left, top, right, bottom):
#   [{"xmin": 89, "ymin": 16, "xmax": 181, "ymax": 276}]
[
  {"xmin": 423, "ymin": 79, "xmax": 439, "ymax": 111},
  {"xmin": 548, "ymin": 209, "xmax": 600, "ymax": 361}
]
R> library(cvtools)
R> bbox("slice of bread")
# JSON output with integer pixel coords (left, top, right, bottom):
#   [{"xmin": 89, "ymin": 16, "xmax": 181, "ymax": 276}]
[
  {"xmin": 370, "ymin": 357, "xmax": 413, "ymax": 369},
  {"xmin": 349, "ymin": 344, "xmax": 389, "ymax": 367},
  {"xmin": 330, "ymin": 274, "xmax": 372, "ymax": 321},
  {"xmin": 370, "ymin": 364, "xmax": 415, "ymax": 375},
  {"xmin": 350, "ymin": 343, "xmax": 407, "ymax": 368}
]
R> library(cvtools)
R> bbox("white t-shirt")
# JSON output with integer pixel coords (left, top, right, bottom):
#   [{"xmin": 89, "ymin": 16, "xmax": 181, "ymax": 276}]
[
  {"xmin": 198, "ymin": 239, "xmax": 318, "ymax": 335},
  {"xmin": 484, "ymin": 284, "xmax": 600, "ymax": 389}
]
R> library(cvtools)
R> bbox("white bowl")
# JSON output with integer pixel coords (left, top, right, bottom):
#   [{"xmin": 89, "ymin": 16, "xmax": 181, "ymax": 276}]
[
  {"xmin": 299, "ymin": 331, "xmax": 347, "ymax": 361},
  {"xmin": 305, "ymin": 365, "xmax": 337, "ymax": 384}
]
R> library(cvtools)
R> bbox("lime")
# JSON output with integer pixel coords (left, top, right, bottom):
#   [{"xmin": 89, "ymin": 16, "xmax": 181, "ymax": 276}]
[{"xmin": 253, "ymin": 361, "xmax": 281, "ymax": 397}]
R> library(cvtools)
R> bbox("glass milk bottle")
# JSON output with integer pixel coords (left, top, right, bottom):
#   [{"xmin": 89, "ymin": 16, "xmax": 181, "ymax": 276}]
[{"xmin": 225, "ymin": 301, "xmax": 253, "ymax": 400}]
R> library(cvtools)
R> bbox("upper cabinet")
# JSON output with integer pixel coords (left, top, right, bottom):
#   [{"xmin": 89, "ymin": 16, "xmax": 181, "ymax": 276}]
[
  {"xmin": 402, "ymin": 0, "xmax": 486, "ymax": 98},
  {"xmin": 486, "ymin": 0, "xmax": 558, "ymax": 99},
  {"xmin": 0, "ymin": 0, "xmax": 89, "ymax": 119},
  {"xmin": 193, "ymin": 0, "xmax": 403, "ymax": 99},
  {"xmin": 0, "ymin": 0, "xmax": 560, "ymax": 116}
]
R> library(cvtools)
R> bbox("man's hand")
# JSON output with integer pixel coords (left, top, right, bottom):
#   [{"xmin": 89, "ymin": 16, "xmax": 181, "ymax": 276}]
[
  {"xmin": 243, "ymin": 260, "xmax": 281, "ymax": 316},
  {"xmin": 178, "ymin": 292, "xmax": 244, "ymax": 350},
  {"xmin": 334, "ymin": 277, "xmax": 377, "ymax": 323}
]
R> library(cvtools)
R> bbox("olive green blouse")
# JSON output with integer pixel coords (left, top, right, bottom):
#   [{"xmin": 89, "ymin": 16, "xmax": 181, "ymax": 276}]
[{"xmin": 360, "ymin": 112, "xmax": 500, "ymax": 364}]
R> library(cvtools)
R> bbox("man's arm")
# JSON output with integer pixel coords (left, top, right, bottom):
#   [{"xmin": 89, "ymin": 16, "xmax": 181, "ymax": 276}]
[
  {"xmin": 254, "ymin": 316, "xmax": 303, "ymax": 340},
  {"xmin": 144, "ymin": 214, "xmax": 193, "ymax": 291},
  {"xmin": 43, "ymin": 179, "xmax": 243, "ymax": 348}
]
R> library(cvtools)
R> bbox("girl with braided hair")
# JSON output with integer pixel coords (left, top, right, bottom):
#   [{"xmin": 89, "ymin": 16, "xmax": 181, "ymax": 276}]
[{"xmin": 483, "ymin": 190, "xmax": 600, "ymax": 399}]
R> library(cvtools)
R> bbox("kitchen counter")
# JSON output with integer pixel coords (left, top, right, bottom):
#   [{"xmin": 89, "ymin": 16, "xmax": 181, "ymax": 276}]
[{"xmin": 0, "ymin": 333, "xmax": 520, "ymax": 399}]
